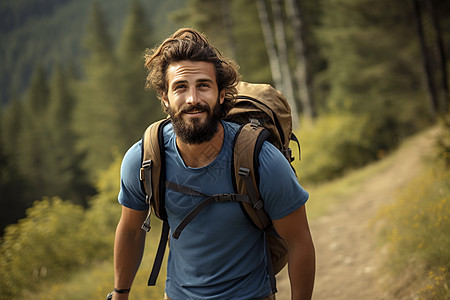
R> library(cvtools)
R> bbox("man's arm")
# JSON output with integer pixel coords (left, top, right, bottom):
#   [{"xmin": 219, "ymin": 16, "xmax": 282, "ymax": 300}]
[
  {"xmin": 112, "ymin": 206, "xmax": 148, "ymax": 300},
  {"xmin": 273, "ymin": 205, "xmax": 315, "ymax": 300}
]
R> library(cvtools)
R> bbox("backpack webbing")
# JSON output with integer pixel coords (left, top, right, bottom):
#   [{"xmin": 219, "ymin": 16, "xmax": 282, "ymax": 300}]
[{"xmin": 140, "ymin": 121, "xmax": 286, "ymax": 291}]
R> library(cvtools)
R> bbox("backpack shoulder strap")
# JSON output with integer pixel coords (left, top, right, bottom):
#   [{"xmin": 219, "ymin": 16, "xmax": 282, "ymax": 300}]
[
  {"xmin": 140, "ymin": 118, "xmax": 170, "ymax": 225},
  {"xmin": 232, "ymin": 122, "xmax": 271, "ymax": 230},
  {"xmin": 233, "ymin": 123, "xmax": 288, "ymax": 294},
  {"xmin": 140, "ymin": 118, "xmax": 171, "ymax": 286}
]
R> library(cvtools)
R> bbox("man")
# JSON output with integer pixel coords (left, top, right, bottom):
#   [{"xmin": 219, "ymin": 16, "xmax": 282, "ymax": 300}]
[{"xmin": 112, "ymin": 28, "xmax": 315, "ymax": 300}]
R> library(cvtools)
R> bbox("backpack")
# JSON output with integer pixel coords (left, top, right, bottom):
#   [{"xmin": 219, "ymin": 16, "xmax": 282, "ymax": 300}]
[{"xmin": 139, "ymin": 81, "xmax": 300, "ymax": 293}]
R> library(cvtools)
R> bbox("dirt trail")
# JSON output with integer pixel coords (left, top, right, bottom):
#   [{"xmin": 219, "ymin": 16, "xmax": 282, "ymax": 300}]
[{"xmin": 275, "ymin": 127, "xmax": 438, "ymax": 300}]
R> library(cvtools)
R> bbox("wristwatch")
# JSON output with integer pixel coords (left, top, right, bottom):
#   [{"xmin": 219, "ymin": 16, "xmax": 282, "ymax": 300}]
[{"xmin": 106, "ymin": 288, "xmax": 131, "ymax": 299}]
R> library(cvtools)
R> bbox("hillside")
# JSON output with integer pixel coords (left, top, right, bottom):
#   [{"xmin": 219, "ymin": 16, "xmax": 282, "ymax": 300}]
[
  {"xmin": 276, "ymin": 126, "xmax": 439, "ymax": 299},
  {"xmin": 8, "ymin": 126, "xmax": 444, "ymax": 299}
]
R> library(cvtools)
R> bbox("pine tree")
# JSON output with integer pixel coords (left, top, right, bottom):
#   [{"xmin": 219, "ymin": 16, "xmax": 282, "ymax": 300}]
[
  {"xmin": 16, "ymin": 64, "xmax": 51, "ymax": 199},
  {"xmin": 116, "ymin": 0, "xmax": 164, "ymax": 146},
  {"xmin": 0, "ymin": 101, "xmax": 27, "ymax": 233},
  {"xmin": 74, "ymin": 1, "xmax": 123, "ymax": 180},
  {"xmin": 1, "ymin": 97, "xmax": 23, "ymax": 157},
  {"xmin": 318, "ymin": 0, "xmax": 432, "ymax": 149},
  {"xmin": 45, "ymin": 66, "xmax": 92, "ymax": 204}
]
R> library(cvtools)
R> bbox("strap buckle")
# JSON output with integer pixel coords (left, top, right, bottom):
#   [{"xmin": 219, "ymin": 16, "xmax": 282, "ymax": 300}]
[
  {"xmin": 238, "ymin": 167, "xmax": 250, "ymax": 177},
  {"xmin": 282, "ymin": 148, "xmax": 294, "ymax": 162},
  {"xmin": 141, "ymin": 210, "xmax": 152, "ymax": 232},
  {"xmin": 253, "ymin": 200, "xmax": 263, "ymax": 210},
  {"xmin": 140, "ymin": 160, "xmax": 152, "ymax": 181},
  {"xmin": 214, "ymin": 194, "xmax": 237, "ymax": 202}
]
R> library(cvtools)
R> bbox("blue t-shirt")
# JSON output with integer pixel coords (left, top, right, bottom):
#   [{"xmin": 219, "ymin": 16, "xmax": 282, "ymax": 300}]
[{"xmin": 119, "ymin": 121, "xmax": 309, "ymax": 299}]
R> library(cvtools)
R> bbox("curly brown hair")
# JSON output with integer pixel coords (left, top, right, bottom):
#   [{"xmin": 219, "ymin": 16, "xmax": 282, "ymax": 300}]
[{"xmin": 143, "ymin": 28, "xmax": 240, "ymax": 117}]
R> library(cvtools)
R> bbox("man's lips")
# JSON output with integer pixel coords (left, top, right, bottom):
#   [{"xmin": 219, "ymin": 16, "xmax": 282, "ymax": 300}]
[
  {"xmin": 185, "ymin": 110, "xmax": 205, "ymax": 114},
  {"xmin": 183, "ymin": 107, "xmax": 208, "ymax": 115}
]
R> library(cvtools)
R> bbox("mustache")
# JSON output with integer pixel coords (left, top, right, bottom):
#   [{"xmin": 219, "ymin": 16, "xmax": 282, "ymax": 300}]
[{"xmin": 174, "ymin": 103, "xmax": 211, "ymax": 117}]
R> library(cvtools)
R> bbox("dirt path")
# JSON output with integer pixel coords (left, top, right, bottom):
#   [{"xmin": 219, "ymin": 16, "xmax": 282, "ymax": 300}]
[{"xmin": 275, "ymin": 128, "xmax": 438, "ymax": 300}]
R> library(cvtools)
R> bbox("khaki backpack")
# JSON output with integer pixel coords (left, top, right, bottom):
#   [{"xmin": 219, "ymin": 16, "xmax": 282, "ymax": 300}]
[{"xmin": 139, "ymin": 81, "xmax": 300, "ymax": 293}]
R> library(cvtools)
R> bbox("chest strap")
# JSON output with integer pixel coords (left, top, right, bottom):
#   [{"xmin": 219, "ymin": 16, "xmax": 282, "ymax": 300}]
[{"xmin": 165, "ymin": 181, "xmax": 252, "ymax": 239}]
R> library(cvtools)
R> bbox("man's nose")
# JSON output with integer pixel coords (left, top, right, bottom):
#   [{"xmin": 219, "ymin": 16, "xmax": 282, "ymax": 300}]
[{"xmin": 186, "ymin": 87, "xmax": 199, "ymax": 105}]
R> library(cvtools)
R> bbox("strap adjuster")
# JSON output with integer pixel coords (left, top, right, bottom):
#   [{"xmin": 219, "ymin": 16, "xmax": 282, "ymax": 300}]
[
  {"xmin": 214, "ymin": 194, "xmax": 236, "ymax": 202},
  {"xmin": 141, "ymin": 222, "xmax": 151, "ymax": 232},
  {"xmin": 238, "ymin": 167, "xmax": 250, "ymax": 177},
  {"xmin": 253, "ymin": 200, "xmax": 263, "ymax": 210},
  {"xmin": 140, "ymin": 160, "xmax": 152, "ymax": 180}
]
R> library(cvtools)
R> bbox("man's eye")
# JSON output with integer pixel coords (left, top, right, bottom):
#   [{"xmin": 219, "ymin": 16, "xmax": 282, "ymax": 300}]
[
  {"xmin": 198, "ymin": 83, "xmax": 211, "ymax": 88},
  {"xmin": 174, "ymin": 84, "xmax": 187, "ymax": 90}
]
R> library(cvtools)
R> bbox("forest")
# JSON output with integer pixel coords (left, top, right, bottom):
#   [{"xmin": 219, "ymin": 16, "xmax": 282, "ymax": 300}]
[{"xmin": 0, "ymin": 0, "xmax": 449, "ymax": 299}]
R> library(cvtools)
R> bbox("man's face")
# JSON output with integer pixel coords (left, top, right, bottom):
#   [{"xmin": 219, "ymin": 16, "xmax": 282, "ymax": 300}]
[{"xmin": 164, "ymin": 60, "xmax": 225, "ymax": 144}]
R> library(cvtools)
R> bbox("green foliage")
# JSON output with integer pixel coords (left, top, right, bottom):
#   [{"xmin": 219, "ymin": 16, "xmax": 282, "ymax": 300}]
[
  {"xmin": 373, "ymin": 167, "xmax": 450, "ymax": 298},
  {"xmin": 45, "ymin": 66, "xmax": 92, "ymax": 204},
  {"xmin": 317, "ymin": 0, "xmax": 433, "ymax": 146},
  {"xmin": 73, "ymin": 1, "xmax": 123, "ymax": 179},
  {"xmin": 293, "ymin": 112, "xmax": 375, "ymax": 183},
  {"xmin": 0, "ymin": 154, "xmax": 122, "ymax": 298},
  {"xmin": 116, "ymin": 0, "xmax": 164, "ymax": 145},
  {"xmin": 16, "ymin": 66, "xmax": 52, "ymax": 200},
  {"xmin": 74, "ymin": 1, "xmax": 163, "ymax": 180},
  {"xmin": 436, "ymin": 115, "xmax": 450, "ymax": 168},
  {"xmin": 231, "ymin": 0, "xmax": 271, "ymax": 83},
  {"xmin": 80, "ymin": 152, "xmax": 122, "ymax": 260},
  {"xmin": 0, "ymin": 129, "xmax": 27, "ymax": 234},
  {"xmin": 171, "ymin": 0, "xmax": 272, "ymax": 84},
  {"xmin": 0, "ymin": 197, "xmax": 86, "ymax": 298},
  {"xmin": 0, "ymin": 153, "xmax": 167, "ymax": 299}
]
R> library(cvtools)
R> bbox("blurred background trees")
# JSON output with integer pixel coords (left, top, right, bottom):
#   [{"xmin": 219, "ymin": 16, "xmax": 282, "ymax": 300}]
[
  {"xmin": 1, "ymin": 0, "xmax": 449, "ymax": 231},
  {"xmin": 1, "ymin": 0, "xmax": 449, "ymax": 232},
  {"xmin": 0, "ymin": 0, "xmax": 449, "ymax": 297}
]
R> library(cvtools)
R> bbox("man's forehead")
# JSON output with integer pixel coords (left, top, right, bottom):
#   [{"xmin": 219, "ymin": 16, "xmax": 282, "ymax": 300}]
[{"xmin": 167, "ymin": 61, "xmax": 217, "ymax": 82}]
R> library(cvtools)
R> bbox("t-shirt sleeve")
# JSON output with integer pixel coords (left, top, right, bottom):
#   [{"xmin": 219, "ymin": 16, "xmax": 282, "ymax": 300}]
[
  {"xmin": 258, "ymin": 142, "xmax": 309, "ymax": 220},
  {"xmin": 118, "ymin": 140, "xmax": 149, "ymax": 211}
]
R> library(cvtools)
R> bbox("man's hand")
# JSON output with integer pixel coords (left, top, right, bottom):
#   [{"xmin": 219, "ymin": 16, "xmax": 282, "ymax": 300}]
[{"xmin": 112, "ymin": 292, "xmax": 129, "ymax": 300}]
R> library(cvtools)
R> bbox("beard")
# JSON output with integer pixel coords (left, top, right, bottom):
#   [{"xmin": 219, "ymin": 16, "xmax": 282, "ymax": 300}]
[{"xmin": 167, "ymin": 99, "xmax": 223, "ymax": 145}]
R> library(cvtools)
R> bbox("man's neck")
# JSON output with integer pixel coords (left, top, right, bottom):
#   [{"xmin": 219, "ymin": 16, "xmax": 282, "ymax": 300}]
[{"xmin": 176, "ymin": 122, "xmax": 224, "ymax": 168}]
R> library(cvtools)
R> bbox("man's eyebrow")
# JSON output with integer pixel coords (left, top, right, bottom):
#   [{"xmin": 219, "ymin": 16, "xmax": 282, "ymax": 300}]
[
  {"xmin": 170, "ymin": 80, "xmax": 188, "ymax": 87},
  {"xmin": 196, "ymin": 79, "xmax": 214, "ymax": 84},
  {"xmin": 170, "ymin": 78, "xmax": 214, "ymax": 87}
]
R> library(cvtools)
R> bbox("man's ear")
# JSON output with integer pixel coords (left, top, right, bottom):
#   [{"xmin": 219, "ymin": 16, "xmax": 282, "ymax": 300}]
[
  {"xmin": 219, "ymin": 90, "xmax": 226, "ymax": 104},
  {"xmin": 162, "ymin": 93, "xmax": 169, "ymax": 107}
]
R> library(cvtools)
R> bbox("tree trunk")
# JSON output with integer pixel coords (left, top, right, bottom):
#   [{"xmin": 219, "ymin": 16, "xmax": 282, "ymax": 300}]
[
  {"xmin": 411, "ymin": 0, "xmax": 439, "ymax": 119},
  {"xmin": 425, "ymin": 0, "xmax": 449, "ymax": 114},
  {"xmin": 255, "ymin": 0, "xmax": 283, "ymax": 90},
  {"xmin": 285, "ymin": 0, "xmax": 316, "ymax": 120},
  {"xmin": 270, "ymin": 0, "xmax": 298, "ymax": 127}
]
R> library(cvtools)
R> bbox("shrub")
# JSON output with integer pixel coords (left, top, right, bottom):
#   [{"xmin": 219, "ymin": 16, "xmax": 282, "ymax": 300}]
[
  {"xmin": 293, "ymin": 113, "xmax": 375, "ymax": 183},
  {"xmin": 0, "ymin": 154, "xmax": 123, "ymax": 299},
  {"xmin": 0, "ymin": 197, "xmax": 86, "ymax": 297}
]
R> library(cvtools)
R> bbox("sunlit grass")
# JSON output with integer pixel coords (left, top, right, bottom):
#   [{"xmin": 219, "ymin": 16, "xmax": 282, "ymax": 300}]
[
  {"xmin": 18, "ymin": 218, "xmax": 167, "ymax": 300},
  {"xmin": 372, "ymin": 166, "xmax": 450, "ymax": 298}
]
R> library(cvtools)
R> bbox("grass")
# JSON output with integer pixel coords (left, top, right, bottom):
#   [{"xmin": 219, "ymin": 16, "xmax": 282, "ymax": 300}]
[
  {"xmin": 372, "ymin": 167, "xmax": 450, "ymax": 299},
  {"xmin": 13, "ymin": 218, "xmax": 167, "ymax": 300}
]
